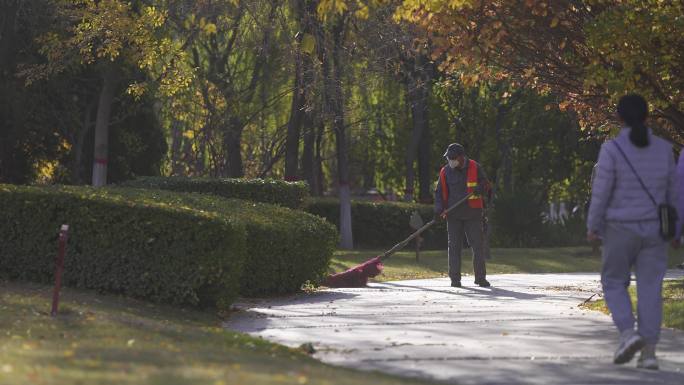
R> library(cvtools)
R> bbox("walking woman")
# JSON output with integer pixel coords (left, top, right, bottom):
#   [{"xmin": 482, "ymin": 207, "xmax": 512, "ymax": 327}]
[{"xmin": 587, "ymin": 94, "xmax": 678, "ymax": 369}]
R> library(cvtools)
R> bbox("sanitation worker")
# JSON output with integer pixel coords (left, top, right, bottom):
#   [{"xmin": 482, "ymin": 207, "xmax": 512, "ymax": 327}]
[{"xmin": 434, "ymin": 143, "xmax": 491, "ymax": 287}]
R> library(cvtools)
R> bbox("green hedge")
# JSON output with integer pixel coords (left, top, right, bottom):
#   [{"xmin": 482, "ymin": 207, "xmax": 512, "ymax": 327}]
[
  {"xmin": 0, "ymin": 185, "xmax": 246, "ymax": 309},
  {"xmin": 0, "ymin": 185, "xmax": 338, "ymax": 306},
  {"xmin": 304, "ymin": 198, "xmax": 448, "ymax": 249},
  {"xmin": 121, "ymin": 176, "xmax": 309, "ymax": 209},
  {"xmin": 145, "ymin": 191, "xmax": 338, "ymax": 296}
]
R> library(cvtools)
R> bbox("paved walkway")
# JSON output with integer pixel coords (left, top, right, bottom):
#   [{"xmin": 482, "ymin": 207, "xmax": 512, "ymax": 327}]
[{"xmin": 225, "ymin": 272, "xmax": 684, "ymax": 385}]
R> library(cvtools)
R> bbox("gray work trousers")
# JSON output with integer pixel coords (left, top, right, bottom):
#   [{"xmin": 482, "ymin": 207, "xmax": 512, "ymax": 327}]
[
  {"xmin": 601, "ymin": 221, "xmax": 668, "ymax": 344},
  {"xmin": 447, "ymin": 217, "xmax": 487, "ymax": 282}
]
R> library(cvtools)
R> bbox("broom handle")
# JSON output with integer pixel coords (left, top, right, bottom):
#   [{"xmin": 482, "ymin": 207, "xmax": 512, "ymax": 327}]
[{"xmin": 380, "ymin": 193, "xmax": 474, "ymax": 261}]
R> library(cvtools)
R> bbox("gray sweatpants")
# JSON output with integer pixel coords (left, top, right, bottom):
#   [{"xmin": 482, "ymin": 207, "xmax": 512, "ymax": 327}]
[
  {"xmin": 447, "ymin": 217, "xmax": 487, "ymax": 282},
  {"xmin": 601, "ymin": 221, "xmax": 668, "ymax": 344}
]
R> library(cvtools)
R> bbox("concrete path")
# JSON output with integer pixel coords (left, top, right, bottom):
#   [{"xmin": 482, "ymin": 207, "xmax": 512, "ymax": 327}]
[{"xmin": 225, "ymin": 272, "xmax": 684, "ymax": 385}]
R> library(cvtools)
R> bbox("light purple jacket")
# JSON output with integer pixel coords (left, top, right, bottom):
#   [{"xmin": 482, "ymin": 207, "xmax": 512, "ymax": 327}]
[
  {"xmin": 587, "ymin": 128, "xmax": 677, "ymax": 236},
  {"xmin": 677, "ymin": 151, "xmax": 684, "ymax": 239}
]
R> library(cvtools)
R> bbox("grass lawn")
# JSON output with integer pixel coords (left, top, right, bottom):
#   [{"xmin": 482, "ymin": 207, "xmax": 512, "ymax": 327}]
[
  {"xmin": 0, "ymin": 281, "xmax": 435, "ymax": 385},
  {"xmin": 330, "ymin": 247, "xmax": 684, "ymax": 282},
  {"xmin": 582, "ymin": 279, "xmax": 684, "ymax": 330}
]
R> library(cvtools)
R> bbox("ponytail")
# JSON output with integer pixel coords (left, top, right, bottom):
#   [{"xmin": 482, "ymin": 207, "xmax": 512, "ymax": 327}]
[
  {"xmin": 628, "ymin": 122, "xmax": 649, "ymax": 148},
  {"xmin": 617, "ymin": 94, "xmax": 649, "ymax": 148}
]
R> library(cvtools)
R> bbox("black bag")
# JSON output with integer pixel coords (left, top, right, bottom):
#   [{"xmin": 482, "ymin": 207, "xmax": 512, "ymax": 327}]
[{"xmin": 613, "ymin": 142, "xmax": 679, "ymax": 241}]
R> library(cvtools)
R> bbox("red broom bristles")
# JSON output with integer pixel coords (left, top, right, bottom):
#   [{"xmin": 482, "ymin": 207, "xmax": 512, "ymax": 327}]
[{"xmin": 323, "ymin": 256, "xmax": 384, "ymax": 288}]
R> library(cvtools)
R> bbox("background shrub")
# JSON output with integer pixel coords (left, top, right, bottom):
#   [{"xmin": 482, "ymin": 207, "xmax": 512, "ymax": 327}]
[
  {"xmin": 489, "ymin": 189, "xmax": 546, "ymax": 248},
  {"xmin": 304, "ymin": 198, "xmax": 448, "ymax": 250},
  {"xmin": 0, "ymin": 185, "xmax": 246, "ymax": 309},
  {"xmin": 121, "ymin": 176, "xmax": 309, "ymax": 209},
  {"xmin": 306, "ymin": 196, "xmax": 585, "ymax": 250},
  {"xmin": 489, "ymin": 189, "xmax": 585, "ymax": 248}
]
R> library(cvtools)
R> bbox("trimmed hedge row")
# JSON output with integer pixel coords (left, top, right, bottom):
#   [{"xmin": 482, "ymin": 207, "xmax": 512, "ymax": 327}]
[
  {"xmin": 304, "ymin": 198, "xmax": 448, "ymax": 249},
  {"xmin": 121, "ymin": 176, "xmax": 309, "ymax": 209},
  {"xmin": 140, "ymin": 190, "xmax": 339, "ymax": 296},
  {"xmin": 0, "ymin": 185, "xmax": 338, "ymax": 307},
  {"xmin": 0, "ymin": 185, "xmax": 246, "ymax": 309}
]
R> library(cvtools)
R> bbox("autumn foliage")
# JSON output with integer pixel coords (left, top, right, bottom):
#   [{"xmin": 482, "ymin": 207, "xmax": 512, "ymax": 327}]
[{"xmin": 397, "ymin": 0, "xmax": 684, "ymax": 143}]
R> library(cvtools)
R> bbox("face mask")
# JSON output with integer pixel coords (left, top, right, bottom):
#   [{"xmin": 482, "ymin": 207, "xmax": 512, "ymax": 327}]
[{"xmin": 448, "ymin": 159, "xmax": 460, "ymax": 169}]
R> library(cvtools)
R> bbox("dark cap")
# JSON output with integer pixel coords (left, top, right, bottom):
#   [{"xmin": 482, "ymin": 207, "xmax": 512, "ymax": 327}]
[{"xmin": 443, "ymin": 143, "xmax": 465, "ymax": 158}]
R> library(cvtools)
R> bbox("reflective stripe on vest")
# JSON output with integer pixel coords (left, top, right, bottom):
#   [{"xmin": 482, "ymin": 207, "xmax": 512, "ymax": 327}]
[{"xmin": 466, "ymin": 159, "xmax": 483, "ymax": 208}]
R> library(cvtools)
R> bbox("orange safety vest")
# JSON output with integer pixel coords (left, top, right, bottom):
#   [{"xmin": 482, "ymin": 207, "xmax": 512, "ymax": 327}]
[{"xmin": 439, "ymin": 159, "xmax": 483, "ymax": 210}]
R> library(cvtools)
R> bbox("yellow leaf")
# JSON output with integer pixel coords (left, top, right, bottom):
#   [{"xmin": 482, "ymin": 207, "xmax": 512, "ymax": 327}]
[
  {"xmin": 301, "ymin": 33, "xmax": 316, "ymax": 55},
  {"xmin": 204, "ymin": 23, "xmax": 217, "ymax": 35},
  {"xmin": 354, "ymin": 5, "xmax": 369, "ymax": 20},
  {"xmin": 550, "ymin": 17, "xmax": 559, "ymax": 28}
]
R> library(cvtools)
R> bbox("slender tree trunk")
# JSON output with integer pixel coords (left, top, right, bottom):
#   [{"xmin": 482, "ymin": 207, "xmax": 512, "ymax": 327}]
[
  {"xmin": 223, "ymin": 116, "xmax": 244, "ymax": 178},
  {"xmin": 495, "ymin": 103, "xmax": 512, "ymax": 192},
  {"xmin": 91, "ymin": 64, "xmax": 117, "ymax": 187},
  {"xmin": 195, "ymin": 132, "xmax": 207, "ymax": 175},
  {"xmin": 302, "ymin": 116, "xmax": 315, "ymax": 192},
  {"xmin": 324, "ymin": 16, "xmax": 352, "ymax": 248},
  {"xmin": 415, "ymin": 74, "xmax": 432, "ymax": 203},
  {"xmin": 404, "ymin": 75, "xmax": 426, "ymax": 201},
  {"xmin": 181, "ymin": 134, "xmax": 193, "ymax": 173},
  {"xmin": 72, "ymin": 102, "xmax": 94, "ymax": 184},
  {"xmin": 170, "ymin": 120, "xmax": 183, "ymax": 175},
  {"xmin": 285, "ymin": 49, "xmax": 304, "ymax": 181},
  {"xmin": 314, "ymin": 121, "xmax": 325, "ymax": 196}
]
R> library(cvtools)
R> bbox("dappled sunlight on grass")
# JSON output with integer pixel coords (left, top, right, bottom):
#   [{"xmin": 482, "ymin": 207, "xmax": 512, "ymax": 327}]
[{"xmin": 0, "ymin": 281, "xmax": 435, "ymax": 385}]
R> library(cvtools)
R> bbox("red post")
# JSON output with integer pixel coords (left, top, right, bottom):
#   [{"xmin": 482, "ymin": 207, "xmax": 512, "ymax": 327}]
[{"xmin": 51, "ymin": 224, "xmax": 69, "ymax": 317}]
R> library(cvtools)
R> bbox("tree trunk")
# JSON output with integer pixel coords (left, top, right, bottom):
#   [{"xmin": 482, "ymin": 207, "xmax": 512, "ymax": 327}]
[
  {"xmin": 495, "ymin": 103, "xmax": 512, "ymax": 192},
  {"xmin": 195, "ymin": 132, "xmax": 207, "ymax": 175},
  {"xmin": 415, "ymin": 77, "xmax": 432, "ymax": 203},
  {"xmin": 314, "ymin": 121, "xmax": 325, "ymax": 196},
  {"xmin": 302, "ymin": 116, "xmax": 315, "ymax": 192},
  {"xmin": 223, "ymin": 116, "xmax": 244, "ymax": 178},
  {"xmin": 325, "ymin": 17, "xmax": 352, "ymax": 249},
  {"xmin": 285, "ymin": 48, "xmax": 304, "ymax": 181},
  {"xmin": 91, "ymin": 64, "xmax": 117, "ymax": 187},
  {"xmin": 170, "ymin": 120, "xmax": 183, "ymax": 175},
  {"xmin": 72, "ymin": 101, "xmax": 94, "ymax": 184},
  {"xmin": 404, "ymin": 75, "xmax": 427, "ymax": 202}
]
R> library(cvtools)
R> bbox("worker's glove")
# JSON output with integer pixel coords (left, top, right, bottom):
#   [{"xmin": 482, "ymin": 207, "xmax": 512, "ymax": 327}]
[{"xmin": 472, "ymin": 184, "xmax": 484, "ymax": 195}]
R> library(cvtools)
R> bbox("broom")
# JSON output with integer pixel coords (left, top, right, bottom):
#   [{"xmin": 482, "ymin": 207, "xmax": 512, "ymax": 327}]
[{"xmin": 324, "ymin": 193, "xmax": 473, "ymax": 288}]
